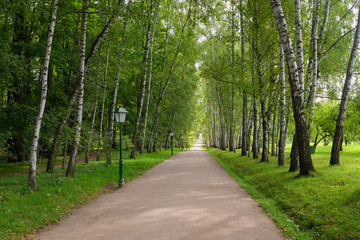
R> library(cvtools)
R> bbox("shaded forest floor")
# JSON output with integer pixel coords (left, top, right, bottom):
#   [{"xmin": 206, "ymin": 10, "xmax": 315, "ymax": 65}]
[
  {"xmin": 0, "ymin": 152, "xmax": 103, "ymax": 177},
  {"xmin": 207, "ymin": 144, "xmax": 360, "ymax": 240},
  {"xmin": 0, "ymin": 148, "xmax": 181, "ymax": 240}
]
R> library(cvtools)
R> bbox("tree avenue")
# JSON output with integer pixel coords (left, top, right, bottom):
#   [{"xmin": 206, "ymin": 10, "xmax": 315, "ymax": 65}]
[{"xmin": 1, "ymin": 0, "xmax": 360, "ymax": 190}]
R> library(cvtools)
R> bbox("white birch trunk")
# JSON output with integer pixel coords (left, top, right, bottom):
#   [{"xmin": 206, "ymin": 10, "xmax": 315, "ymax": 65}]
[
  {"xmin": 307, "ymin": 0, "xmax": 320, "ymax": 135},
  {"xmin": 130, "ymin": 0, "xmax": 154, "ymax": 159},
  {"xmin": 141, "ymin": 0, "xmax": 161, "ymax": 154},
  {"xmin": 85, "ymin": 46, "xmax": 102, "ymax": 163},
  {"xmin": 278, "ymin": 42, "xmax": 286, "ymax": 166},
  {"xmin": 330, "ymin": 6, "xmax": 360, "ymax": 165},
  {"xmin": 97, "ymin": 44, "xmax": 110, "ymax": 161},
  {"xmin": 294, "ymin": 0, "xmax": 305, "ymax": 97},
  {"xmin": 28, "ymin": 0, "xmax": 58, "ymax": 190},
  {"xmin": 146, "ymin": 2, "xmax": 192, "ymax": 153},
  {"xmin": 106, "ymin": 1, "xmax": 132, "ymax": 164},
  {"xmin": 270, "ymin": 0, "xmax": 315, "ymax": 175},
  {"xmin": 66, "ymin": 0, "xmax": 88, "ymax": 177}
]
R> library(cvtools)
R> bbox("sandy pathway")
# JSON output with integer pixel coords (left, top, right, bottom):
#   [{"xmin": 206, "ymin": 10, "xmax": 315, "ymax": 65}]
[{"xmin": 32, "ymin": 139, "xmax": 283, "ymax": 240}]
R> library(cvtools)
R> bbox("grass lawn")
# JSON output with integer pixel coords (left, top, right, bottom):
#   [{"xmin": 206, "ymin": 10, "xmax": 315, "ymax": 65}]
[
  {"xmin": 0, "ymin": 157, "xmax": 64, "ymax": 175},
  {"xmin": 0, "ymin": 148, "xmax": 181, "ymax": 240},
  {"xmin": 207, "ymin": 144, "xmax": 360, "ymax": 240}
]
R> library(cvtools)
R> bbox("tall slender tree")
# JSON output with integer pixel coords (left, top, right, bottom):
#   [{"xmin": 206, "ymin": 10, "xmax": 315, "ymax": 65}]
[
  {"xmin": 330, "ymin": 6, "xmax": 360, "ymax": 165},
  {"xmin": 28, "ymin": 0, "xmax": 59, "ymax": 190},
  {"xmin": 269, "ymin": 0, "xmax": 315, "ymax": 176}
]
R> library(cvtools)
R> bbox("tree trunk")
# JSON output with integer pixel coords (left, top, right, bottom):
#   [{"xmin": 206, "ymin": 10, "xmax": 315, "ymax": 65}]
[
  {"xmin": 278, "ymin": 42, "xmax": 286, "ymax": 166},
  {"xmin": 106, "ymin": 3, "xmax": 131, "ymax": 163},
  {"xmin": 146, "ymin": 15, "xmax": 172, "ymax": 153},
  {"xmin": 66, "ymin": 0, "xmax": 88, "ymax": 177},
  {"xmin": 270, "ymin": 0, "xmax": 315, "ymax": 176},
  {"xmin": 307, "ymin": 0, "xmax": 320, "ymax": 139},
  {"xmin": 84, "ymin": 46, "xmax": 102, "ymax": 163},
  {"xmin": 46, "ymin": 0, "xmax": 122, "ymax": 171},
  {"xmin": 240, "ymin": 1, "xmax": 247, "ymax": 156},
  {"xmin": 97, "ymin": 44, "xmax": 110, "ymax": 161},
  {"xmin": 28, "ymin": 0, "xmax": 58, "ymax": 190},
  {"xmin": 229, "ymin": 5, "xmax": 236, "ymax": 152},
  {"xmin": 260, "ymin": 100, "xmax": 270, "ymax": 163},
  {"xmin": 236, "ymin": 120, "xmax": 242, "ymax": 149},
  {"xmin": 147, "ymin": 3, "xmax": 192, "ymax": 153},
  {"xmin": 141, "ymin": 1, "xmax": 161, "ymax": 154},
  {"xmin": 46, "ymin": 91, "xmax": 77, "ymax": 172},
  {"xmin": 330, "ymin": 6, "xmax": 360, "ymax": 165},
  {"xmin": 289, "ymin": 134, "xmax": 300, "ymax": 171},
  {"xmin": 257, "ymin": 111, "xmax": 262, "ymax": 153},
  {"xmin": 241, "ymin": 94, "xmax": 247, "ymax": 156},
  {"xmin": 130, "ymin": 0, "xmax": 154, "ymax": 159},
  {"xmin": 271, "ymin": 103, "xmax": 277, "ymax": 156},
  {"xmin": 294, "ymin": 0, "xmax": 305, "ymax": 91},
  {"xmin": 246, "ymin": 101, "xmax": 254, "ymax": 155},
  {"xmin": 213, "ymin": 101, "xmax": 218, "ymax": 147},
  {"xmin": 62, "ymin": 138, "xmax": 67, "ymax": 169},
  {"xmin": 252, "ymin": 100, "xmax": 258, "ymax": 159}
]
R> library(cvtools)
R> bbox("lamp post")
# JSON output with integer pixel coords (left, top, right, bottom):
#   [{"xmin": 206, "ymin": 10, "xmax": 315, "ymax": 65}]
[
  {"xmin": 181, "ymin": 136, "xmax": 184, "ymax": 150},
  {"xmin": 114, "ymin": 107, "xmax": 127, "ymax": 187},
  {"xmin": 170, "ymin": 132, "xmax": 174, "ymax": 156}
]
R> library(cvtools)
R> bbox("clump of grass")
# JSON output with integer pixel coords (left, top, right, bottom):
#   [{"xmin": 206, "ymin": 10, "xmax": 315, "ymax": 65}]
[
  {"xmin": 207, "ymin": 144, "xmax": 360, "ymax": 240},
  {"xmin": 0, "ymin": 148, "xmax": 180, "ymax": 239}
]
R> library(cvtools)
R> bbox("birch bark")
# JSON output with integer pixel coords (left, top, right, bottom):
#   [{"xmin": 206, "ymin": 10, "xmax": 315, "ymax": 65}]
[
  {"xmin": 46, "ymin": 0, "xmax": 124, "ymax": 171},
  {"xmin": 278, "ymin": 42, "xmax": 286, "ymax": 166},
  {"xmin": 84, "ymin": 46, "xmax": 102, "ymax": 163},
  {"xmin": 141, "ymin": 0, "xmax": 161, "ymax": 154},
  {"xmin": 269, "ymin": 0, "xmax": 315, "ymax": 175},
  {"xmin": 130, "ymin": 0, "xmax": 154, "ymax": 159},
  {"xmin": 147, "ymin": 2, "xmax": 192, "ymax": 153},
  {"xmin": 97, "ymin": 44, "xmax": 110, "ymax": 161},
  {"xmin": 240, "ymin": 2, "xmax": 247, "ymax": 156},
  {"xmin": 229, "ymin": 3, "xmax": 236, "ymax": 152},
  {"xmin": 66, "ymin": 0, "xmax": 89, "ymax": 177},
  {"xmin": 106, "ymin": 1, "xmax": 132, "ymax": 164},
  {"xmin": 330, "ymin": 6, "xmax": 360, "ymax": 165},
  {"xmin": 28, "ymin": 0, "xmax": 58, "ymax": 190},
  {"xmin": 307, "ymin": 0, "xmax": 320, "ymax": 137}
]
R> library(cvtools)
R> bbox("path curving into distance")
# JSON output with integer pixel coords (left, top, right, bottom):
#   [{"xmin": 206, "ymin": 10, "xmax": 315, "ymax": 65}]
[{"xmin": 32, "ymin": 138, "xmax": 283, "ymax": 240}]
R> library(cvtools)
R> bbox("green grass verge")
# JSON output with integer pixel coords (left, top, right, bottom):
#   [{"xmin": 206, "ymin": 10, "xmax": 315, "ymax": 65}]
[
  {"xmin": 0, "ymin": 148, "xmax": 181, "ymax": 240},
  {"xmin": 207, "ymin": 145, "xmax": 360, "ymax": 240}
]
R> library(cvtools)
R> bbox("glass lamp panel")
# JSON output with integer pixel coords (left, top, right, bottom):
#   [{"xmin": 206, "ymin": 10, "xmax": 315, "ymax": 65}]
[
  {"xmin": 115, "ymin": 112, "xmax": 120, "ymax": 123},
  {"xmin": 120, "ymin": 112, "xmax": 126, "ymax": 123}
]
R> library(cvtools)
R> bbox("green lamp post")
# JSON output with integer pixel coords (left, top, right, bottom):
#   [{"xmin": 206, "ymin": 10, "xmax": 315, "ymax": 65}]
[
  {"xmin": 114, "ymin": 107, "xmax": 128, "ymax": 187},
  {"xmin": 170, "ymin": 132, "xmax": 174, "ymax": 156}
]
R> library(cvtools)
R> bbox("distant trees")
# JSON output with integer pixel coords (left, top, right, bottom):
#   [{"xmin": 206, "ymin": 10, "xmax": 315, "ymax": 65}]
[{"xmin": 201, "ymin": 0, "xmax": 360, "ymax": 175}]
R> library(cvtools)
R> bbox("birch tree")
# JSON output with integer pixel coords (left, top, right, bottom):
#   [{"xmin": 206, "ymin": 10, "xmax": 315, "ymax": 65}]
[
  {"xmin": 278, "ymin": 42, "xmax": 286, "ymax": 166},
  {"xmin": 28, "ymin": 0, "xmax": 58, "ymax": 190},
  {"xmin": 106, "ymin": 1, "xmax": 132, "ymax": 164},
  {"xmin": 269, "ymin": 0, "xmax": 315, "ymax": 176},
  {"xmin": 130, "ymin": 0, "xmax": 154, "ymax": 159},
  {"xmin": 66, "ymin": 0, "xmax": 89, "ymax": 177},
  {"xmin": 141, "ymin": 0, "xmax": 161, "ymax": 154},
  {"xmin": 330, "ymin": 6, "xmax": 360, "ymax": 165},
  {"xmin": 147, "ymin": 0, "xmax": 193, "ymax": 153}
]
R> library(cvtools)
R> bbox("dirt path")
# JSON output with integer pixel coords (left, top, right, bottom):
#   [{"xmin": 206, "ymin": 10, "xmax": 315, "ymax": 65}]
[{"xmin": 32, "ymin": 139, "xmax": 283, "ymax": 240}]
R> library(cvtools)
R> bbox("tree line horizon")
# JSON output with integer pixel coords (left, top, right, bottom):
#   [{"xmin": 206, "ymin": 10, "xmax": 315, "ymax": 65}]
[{"xmin": 1, "ymin": 0, "xmax": 360, "ymax": 190}]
